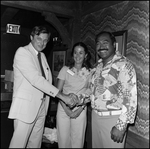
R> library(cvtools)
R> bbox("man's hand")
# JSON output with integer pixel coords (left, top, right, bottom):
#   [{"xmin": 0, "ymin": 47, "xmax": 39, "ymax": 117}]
[
  {"xmin": 56, "ymin": 92, "xmax": 79, "ymax": 108},
  {"xmin": 110, "ymin": 126, "xmax": 126, "ymax": 143},
  {"xmin": 77, "ymin": 94, "xmax": 91, "ymax": 106},
  {"xmin": 66, "ymin": 93, "xmax": 79, "ymax": 108}
]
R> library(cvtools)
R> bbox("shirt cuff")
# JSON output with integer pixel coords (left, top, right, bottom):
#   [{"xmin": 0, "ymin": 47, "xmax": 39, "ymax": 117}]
[{"xmin": 115, "ymin": 122, "xmax": 128, "ymax": 131}]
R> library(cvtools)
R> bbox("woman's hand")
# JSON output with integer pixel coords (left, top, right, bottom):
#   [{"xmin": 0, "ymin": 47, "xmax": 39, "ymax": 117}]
[
  {"xmin": 60, "ymin": 101, "xmax": 85, "ymax": 119},
  {"xmin": 69, "ymin": 106, "xmax": 85, "ymax": 119}
]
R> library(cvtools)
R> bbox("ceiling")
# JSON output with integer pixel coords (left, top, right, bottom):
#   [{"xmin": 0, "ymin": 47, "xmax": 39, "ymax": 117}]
[
  {"xmin": 0, "ymin": 1, "xmax": 99, "ymax": 30},
  {"xmin": 1, "ymin": 1, "xmax": 122, "ymax": 37},
  {"xmin": 1, "ymin": 4, "xmax": 70, "ymax": 36}
]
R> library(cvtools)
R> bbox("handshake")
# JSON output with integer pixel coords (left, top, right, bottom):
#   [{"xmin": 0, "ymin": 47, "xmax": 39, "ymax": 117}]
[{"xmin": 63, "ymin": 93, "xmax": 91, "ymax": 108}]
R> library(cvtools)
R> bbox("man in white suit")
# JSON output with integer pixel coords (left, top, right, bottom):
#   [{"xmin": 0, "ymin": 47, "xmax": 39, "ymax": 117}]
[{"xmin": 8, "ymin": 25, "xmax": 78, "ymax": 148}]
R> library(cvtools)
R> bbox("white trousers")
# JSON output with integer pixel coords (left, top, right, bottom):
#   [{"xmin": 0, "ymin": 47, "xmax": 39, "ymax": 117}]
[
  {"xmin": 92, "ymin": 110, "xmax": 126, "ymax": 148},
  {"xmin": 9, "ymin": 102, "xmax": 46, "ymax": 148},
  {"xmin": 56, "ymin": 103, "xmax": 87, "ymax": 148}
]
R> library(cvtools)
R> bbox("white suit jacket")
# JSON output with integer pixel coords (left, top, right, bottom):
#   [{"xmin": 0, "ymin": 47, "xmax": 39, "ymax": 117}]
[{"xmin": 8, "ymin": 43, "xmax": 59, "ymax": 123}]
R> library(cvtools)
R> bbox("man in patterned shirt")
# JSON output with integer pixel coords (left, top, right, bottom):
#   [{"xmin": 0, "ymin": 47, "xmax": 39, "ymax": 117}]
[{"xmin": 90, "ymin": 31, "xmax": 137, "ymax": 148}]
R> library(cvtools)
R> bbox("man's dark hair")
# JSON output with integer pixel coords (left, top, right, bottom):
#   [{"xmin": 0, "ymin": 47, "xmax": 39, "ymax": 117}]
[{"xmin": 95, "ymin": 31, "xmax": 116, "ymax": 45}]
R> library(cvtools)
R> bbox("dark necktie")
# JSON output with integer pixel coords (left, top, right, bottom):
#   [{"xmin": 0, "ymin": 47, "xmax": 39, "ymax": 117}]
[
  {"xmin": 37, "ymin": 52, "xmax": 46, "ymax": 98},
  {"xmin": 37, "ymin": 52, "xmax": 46, "ymax": 78}
]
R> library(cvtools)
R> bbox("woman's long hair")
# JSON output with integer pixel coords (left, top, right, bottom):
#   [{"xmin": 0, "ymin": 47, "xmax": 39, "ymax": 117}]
[{"xmin": 67, "ymin": 42, "xmax": 92, "ymax": 70}]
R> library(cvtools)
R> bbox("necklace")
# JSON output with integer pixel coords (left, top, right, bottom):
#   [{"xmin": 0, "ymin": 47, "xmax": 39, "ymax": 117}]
[{"xmin": 71, "ymin": 67, "xmax": 90, "ymax": 81}]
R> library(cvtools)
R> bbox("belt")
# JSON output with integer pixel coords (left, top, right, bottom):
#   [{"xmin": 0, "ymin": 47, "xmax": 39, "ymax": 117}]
[{"xmin": 94, "ymin": 109, "xmax": 122, "ymax": 116}]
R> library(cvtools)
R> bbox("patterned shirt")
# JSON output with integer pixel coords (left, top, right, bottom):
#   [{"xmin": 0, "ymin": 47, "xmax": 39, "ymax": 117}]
[{"xmin": 89, "ymin": 53, "xmax": 137, "ymax": 131}]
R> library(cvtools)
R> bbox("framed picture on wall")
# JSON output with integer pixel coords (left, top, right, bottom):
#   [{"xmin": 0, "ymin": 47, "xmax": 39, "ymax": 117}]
[
  {"xmin": 112, "ymin": 30, "xmax": 127, "ymax": 56},
  {"xmin": 52, "ymin": 51, "xmax": 66, "ymax": 76}
]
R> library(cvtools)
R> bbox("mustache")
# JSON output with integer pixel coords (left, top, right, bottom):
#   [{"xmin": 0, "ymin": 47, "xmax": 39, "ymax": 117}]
[{"xmin": 97, "ymin": 48, "xmax": 108, "ymax": 52}]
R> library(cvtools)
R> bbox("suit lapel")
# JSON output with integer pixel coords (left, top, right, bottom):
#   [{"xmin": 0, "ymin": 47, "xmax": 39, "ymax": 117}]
[
  {"xmin": 28, "ymin": 43, "xmax": 44, "ymax": 77},
  {"xmin": 28, "ymin": 43, "xmax": 51, "ymax": 80}
]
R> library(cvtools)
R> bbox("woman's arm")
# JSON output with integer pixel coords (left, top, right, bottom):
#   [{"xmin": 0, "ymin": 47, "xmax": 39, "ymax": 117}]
[
  {"xmin": 69, "ymin": 106, "xmax": 86, "ymax": 119},
  {"xmin": 57, "ymin": 78, "xmax": 85, "ymax": 118},
  {"xmin": 57, "ymin": 78, "xmax": 73, "ymax": 117}
]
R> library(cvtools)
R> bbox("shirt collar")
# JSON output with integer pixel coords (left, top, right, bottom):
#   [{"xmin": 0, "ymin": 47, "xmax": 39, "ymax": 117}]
[{"xmin": 30, "ymin": 43, "xmax": 38, "ymax": 55}]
